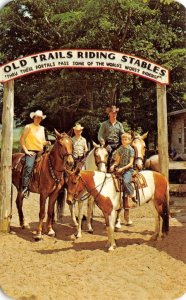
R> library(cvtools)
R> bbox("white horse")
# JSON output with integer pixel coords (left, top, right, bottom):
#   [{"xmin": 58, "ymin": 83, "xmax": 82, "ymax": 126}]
[
  {"xmin": 66, "ymin": 169, "xmax": 169, "ymax": 251},
  {"xmin": 57, "ymin": 142, "xmax": 108, "ymax": 238}
]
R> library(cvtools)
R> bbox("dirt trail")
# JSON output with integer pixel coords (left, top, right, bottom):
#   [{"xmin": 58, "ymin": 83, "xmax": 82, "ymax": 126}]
[{"xmin": 0, "ymin": 190, "xmax": 186, "ymax": 300}]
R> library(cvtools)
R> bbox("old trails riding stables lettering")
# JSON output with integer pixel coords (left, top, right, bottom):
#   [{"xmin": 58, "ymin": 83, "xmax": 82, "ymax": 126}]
[{"xmin": 0, "ymin": 49, "xmax": 169, "ymax": 84}]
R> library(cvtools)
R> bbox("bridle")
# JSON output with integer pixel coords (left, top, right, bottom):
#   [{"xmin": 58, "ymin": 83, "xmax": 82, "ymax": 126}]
[
  {"xmin": 67, "ymin": 172, "xmax": 108, "ymax": 202},
  {"xmin": 132, "ymin": 137, "xmax": 145, "ymax": 167},
  {"xmin": 48, "ymin": 136, "xmax": 73, "ymax": 182},
  {"xmin": 94, "ymin": 147, "xmax": 108, "ymax": 168}
]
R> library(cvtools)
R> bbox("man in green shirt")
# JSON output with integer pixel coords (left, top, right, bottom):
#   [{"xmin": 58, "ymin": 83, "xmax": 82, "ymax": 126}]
[{"xmin": 98, "ymin": 105, "xmax": 124, "ymax": 168}]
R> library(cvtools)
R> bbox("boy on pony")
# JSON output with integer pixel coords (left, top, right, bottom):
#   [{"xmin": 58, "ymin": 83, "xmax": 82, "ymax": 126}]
[{"xmin": 110, "ymin": 132, "xmax": 137, "ymax": 209}]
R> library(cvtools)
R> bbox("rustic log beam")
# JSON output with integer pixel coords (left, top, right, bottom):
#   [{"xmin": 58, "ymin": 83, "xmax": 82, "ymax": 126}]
[
  {"xmin": 0, "ymin": 80, "xmax": 14, "ymax": 232},
  {"xmin": 156, "ymin": 84, "xmax": 169, "ymax": 179}
]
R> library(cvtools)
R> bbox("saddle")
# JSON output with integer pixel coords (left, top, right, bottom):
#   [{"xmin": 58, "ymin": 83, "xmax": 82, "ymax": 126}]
[
  {"xmin": 12, "ymin": 152, "xmax": 46, "ymax": 188},
  {"xmin": 111, "ymin": 171, "xmax": 147, "ymax": 205}
]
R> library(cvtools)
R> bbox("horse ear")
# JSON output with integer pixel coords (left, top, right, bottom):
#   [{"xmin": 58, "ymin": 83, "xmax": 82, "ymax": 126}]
[
  {"xmin": 131, "ymin": 131, "xmax": 135, "ymax": 139},
  {"xmin": 54, "ymin": 128, "xmax": 61, "ymax": 138},
  {"xmin": 141, "ymin": 132, "xmax": 148, "ymax": 140},
  {"xmin": 75, "ymin": 167, "xmax": 81, "ymax": 176},
  {"xmin": 65, "ymin": 169, "xmax": 73, "ymax": 176},
  {"xmin": 92, "ymin": 141, "xmax": 99, "ymax": 148}
]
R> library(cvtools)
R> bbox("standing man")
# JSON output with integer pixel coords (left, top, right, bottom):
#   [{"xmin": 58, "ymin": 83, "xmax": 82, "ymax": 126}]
[
  {"xmin": 72, "ymin": 123, "xmax": 88, "ymax": 168},
  {"xmin": 98, "ymin": 105, "xmax": 124, "ymax": 167},
  {"xmin": 20, "ymin": 110, "xmax": 50, "ymax": 197}
]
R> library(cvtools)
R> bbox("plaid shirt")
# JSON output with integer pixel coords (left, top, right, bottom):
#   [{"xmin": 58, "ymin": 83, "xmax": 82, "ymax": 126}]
[
  {"xmin": 98, "ymin": 120, "xmax": 124, "ymax": 145},
  {"xmin": 114, "ymin": 145, "xmax": 134, "ymax": 168},
  {"xmin": 72, "ymin": 136, "xmax": 87, "ymax": 158}
]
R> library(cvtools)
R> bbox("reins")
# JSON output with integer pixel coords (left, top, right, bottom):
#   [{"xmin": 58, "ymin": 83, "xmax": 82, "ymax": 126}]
[
  {"xmin": 72, "ymin": 173, "xmax": 112, "ymax": 202},
  {"xmin": 48, "ymin": 136, "xmax": 73, "ymax": 184}
]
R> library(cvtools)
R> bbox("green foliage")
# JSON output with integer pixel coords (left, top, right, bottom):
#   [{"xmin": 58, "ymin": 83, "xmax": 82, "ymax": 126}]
[{"xmin": 0, "ymin": 0, "xmax": 185, "ymax": 148}]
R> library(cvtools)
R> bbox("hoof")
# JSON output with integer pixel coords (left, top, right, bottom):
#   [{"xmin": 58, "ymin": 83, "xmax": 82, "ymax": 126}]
[
  {"xmin": 125, "ymin": 220, "xmax": 133, "ymax": 226},
  {"xmin": 108, "ymin": 244, "xmax": 116, "ymax": 251},
  {"xmin": 150, "ymin": 234, "xmax": 158, "ymax": 241},
  {"xmin": 34, "ymin": 234, "xmax": 43, "ymax": 241},
  {"xmin": 74, "ymin": 232, "xmax": 82, "ymax": 239},
  {"xmin": 70, "ymin": 234, "xmax": 76, "ymax": 240},
  {"xmin": 108, "ymin": 247, "xmax": 115, "ymax": 251},
  {"xmin": 48, "ymin": 229, "xmax": 56, "ymax": 237},
  {"xmin": 21, "ymin": 223, "xmax": 30, "ymax": 229},
  {"xmin": 87, "ymin": 227, "xmax": 93, "ymax": 234}
]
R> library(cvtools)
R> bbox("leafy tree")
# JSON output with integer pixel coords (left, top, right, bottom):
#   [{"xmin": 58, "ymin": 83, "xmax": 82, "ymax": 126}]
[{"xmin": 0, "ymin": 0, "xmax": 185, "ymax": 147}]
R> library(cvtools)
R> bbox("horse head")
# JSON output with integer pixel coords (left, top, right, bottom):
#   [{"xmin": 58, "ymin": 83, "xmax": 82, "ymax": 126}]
[
  {"xmin": 131, "ymin": 132, "xmax": 148, "ymax": 171},
  {"xmin": 65, "ymin": 168, "xmax": 83, "ymax": 205},
  {"xmin": 92, "ymin": 141, "xmax": 108, "ymax": 172},
  {"xmin": 54, "ymin": 129, "xmax": 74, "ymax": 170}
]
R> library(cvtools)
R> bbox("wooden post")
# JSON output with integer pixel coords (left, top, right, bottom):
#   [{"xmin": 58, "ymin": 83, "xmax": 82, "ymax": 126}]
[
  {"xmin": 0, "ymin": 80, "xmax": 14, "ymax": 232},
  {"xmin": 156, "ymin": 84, "xmax": 169, "ymax": 179}
]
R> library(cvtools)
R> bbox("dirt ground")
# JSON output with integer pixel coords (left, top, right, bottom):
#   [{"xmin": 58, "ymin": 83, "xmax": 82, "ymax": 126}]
[{"xmin": 0, "ymin": 189, "xmax": 186, "ymax": 300}]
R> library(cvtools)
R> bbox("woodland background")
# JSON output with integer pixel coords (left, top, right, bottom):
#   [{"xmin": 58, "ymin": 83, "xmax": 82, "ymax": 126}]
[{"xmin": 0, "ymin": 0, "xmax": 185, "ymax": 148}]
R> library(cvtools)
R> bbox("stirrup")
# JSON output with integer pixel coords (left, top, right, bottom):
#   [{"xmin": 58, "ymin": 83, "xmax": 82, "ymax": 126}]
[
  {"xmin": 131, "ymin": 196, "xmax": 138, "ymax": 204},
  {"xmin": 21, "ymin": 187, "xmax": 29, "ymax": 199}
]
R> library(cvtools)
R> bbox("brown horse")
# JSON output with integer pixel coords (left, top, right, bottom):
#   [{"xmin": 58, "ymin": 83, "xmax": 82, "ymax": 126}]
[{"xmin": 12, "ymin": 130, "xmax": 74, "ymax": 240}]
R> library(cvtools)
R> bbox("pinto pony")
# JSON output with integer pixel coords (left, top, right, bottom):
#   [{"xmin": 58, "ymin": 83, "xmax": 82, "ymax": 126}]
[
  {"xmin": 12, "ymin": 130, "xmax": 74, "ymax": 240},
  {"xmin": 66, "ymin": 169, "xmax": 169, "ymax": 251},
  {"xmin": 65, "ymin": 133, "xmax": 148, "ymax": 238},
  {"xmin": 67, "ymin": 142, "xmax": 109, "ymax": 238}
]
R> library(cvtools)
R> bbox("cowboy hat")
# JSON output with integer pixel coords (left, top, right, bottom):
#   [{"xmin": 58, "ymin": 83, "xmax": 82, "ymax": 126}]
[
  {"xmin": 73, "ymin": 123, "xmax": 84, "ymax": 130},
  {"xmin": 30, "ymin": 110, "xmax": 46, "ymax": 119},
  {"xmin": 106, "ymin": 105, "xmax": 119, "ymax": 113}
]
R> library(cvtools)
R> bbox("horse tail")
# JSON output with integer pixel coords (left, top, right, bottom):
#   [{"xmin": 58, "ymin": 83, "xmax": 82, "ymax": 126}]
[{"xmin": 161, "ymin": 185, "xmax": 169, "ymax": 235}]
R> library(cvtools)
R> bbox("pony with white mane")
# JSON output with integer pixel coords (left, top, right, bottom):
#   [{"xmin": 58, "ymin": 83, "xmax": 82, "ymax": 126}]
[
  {"xmin": 66, "ymin": 169, "xmax": 169, "ymax": 251},
  {"xmin": 69, "ymin": 142, "xmax": 108, "ymax": 238}
]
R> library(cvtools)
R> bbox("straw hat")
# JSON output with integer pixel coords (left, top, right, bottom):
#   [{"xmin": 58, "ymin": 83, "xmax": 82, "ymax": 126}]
[
  {"xmin": 106, "ymin": 105, "xmax": 119, "ymax": 113},
  {"xmin": 73, "ymin": 123, "xmax": 84, "ymax": 131},
  {"xmin": 30, "ymin": 110, "xmax": 46, "ymax": 119}
]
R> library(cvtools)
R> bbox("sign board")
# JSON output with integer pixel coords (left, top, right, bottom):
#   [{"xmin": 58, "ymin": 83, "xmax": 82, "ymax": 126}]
[{"xmin": 0, "ymin": 49, "xmax": 169, "ymax": 84}]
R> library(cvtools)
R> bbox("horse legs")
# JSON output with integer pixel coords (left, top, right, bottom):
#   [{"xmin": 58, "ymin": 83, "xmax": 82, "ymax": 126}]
[
  {"xmin": 34, "ymin": 195, "xmax": 46, "ymax": 240},
  {"xmin": 74, "ymin": 201, "xmax": 84, "ymax": 238},
  {"xmin": 16, "ymin": 190, "xmax": 29, "ymax": 229},
  {"xmin": 86, "ymin": 196, "xmax": 94, "ymax": 233},
  {"xmin": 151, "ymin": 204, "xmax": 164, "ymax": 241},
  {"xmin": 115, "ymin": 209, "xmax": 122, "ymax": 230},
  {"xmin": 69, "ymin": 202, "xmax": 79, "ymax": 227},
  {"xmin": 124, "ymin": 209, "xmax": 133, "ymax": 226},
  {"xmin": 123, "ymin": 196, "xmax": 133, "ymax": 225},
  {"xmin": 46, "ymin": 194, "xmax": 59, "ymax": 237},
  {"xmin": 105, "ymin": 210, "xmax": 117, "ymax": 251}
]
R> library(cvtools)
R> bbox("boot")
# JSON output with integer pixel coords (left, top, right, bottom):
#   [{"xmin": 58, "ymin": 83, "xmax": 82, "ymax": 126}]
[{"xmin": 131, "ymin": 196, "xmax": 138, "ymax": 204}]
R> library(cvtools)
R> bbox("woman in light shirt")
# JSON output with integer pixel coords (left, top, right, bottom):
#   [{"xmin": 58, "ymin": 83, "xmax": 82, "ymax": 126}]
[{"xmin": 20, "ymin": 110, "xmax": 50, "ymax": 196}]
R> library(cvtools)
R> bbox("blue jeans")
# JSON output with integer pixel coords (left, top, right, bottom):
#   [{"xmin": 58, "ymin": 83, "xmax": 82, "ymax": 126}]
[
  {"xmin": 22, "ymin": 153, "xmax": 37, "ymax": 188},
  {"xmin": 122, "ymin": 169, "xmax": 134, "ymax": 196}
]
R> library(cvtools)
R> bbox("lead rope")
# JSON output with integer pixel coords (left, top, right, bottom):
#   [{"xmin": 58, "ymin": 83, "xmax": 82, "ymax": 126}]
[{"xmin": 79, "ymin": 173, "xmax": 110, "ymax": 201}]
